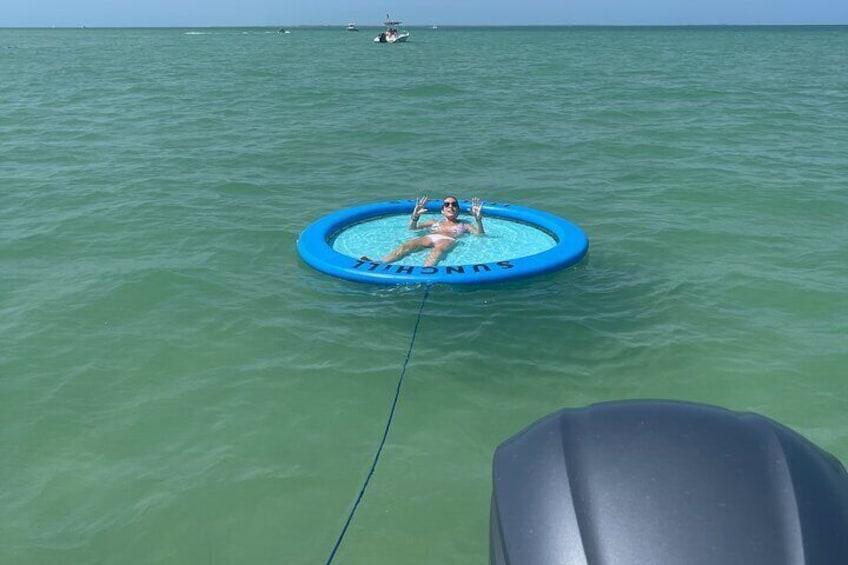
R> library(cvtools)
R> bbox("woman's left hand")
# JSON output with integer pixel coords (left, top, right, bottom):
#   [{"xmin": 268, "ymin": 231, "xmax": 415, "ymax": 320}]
[{"xmin": 471, "ymin": 197, "xmax": 483, "ymax": 221}]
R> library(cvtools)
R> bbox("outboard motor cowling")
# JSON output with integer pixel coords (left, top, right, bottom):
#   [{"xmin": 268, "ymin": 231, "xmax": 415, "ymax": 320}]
[{"xmin": 491, "ymin": 400, "xmax": 848, "ymax": 565}]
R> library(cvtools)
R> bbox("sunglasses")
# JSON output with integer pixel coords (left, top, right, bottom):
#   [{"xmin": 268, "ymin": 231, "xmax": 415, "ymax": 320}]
[{"xmin": 442, "ymin": 201, "xmax": 459, "ymax": 209}]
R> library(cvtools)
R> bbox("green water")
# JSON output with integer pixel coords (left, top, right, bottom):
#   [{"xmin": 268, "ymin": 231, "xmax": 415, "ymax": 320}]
[{"xmin": 2, "ymin": 26, "xmax": 847, "ymax": 564}]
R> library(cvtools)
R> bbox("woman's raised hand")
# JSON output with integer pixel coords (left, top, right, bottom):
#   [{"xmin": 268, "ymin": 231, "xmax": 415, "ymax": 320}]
[
  {"xmin": 471, "ymin": 197, "xmax": 483, "ymax": 221},
  {"xmin": 413, "ymin": 196, "xmax": 429, "ymax": 217}
]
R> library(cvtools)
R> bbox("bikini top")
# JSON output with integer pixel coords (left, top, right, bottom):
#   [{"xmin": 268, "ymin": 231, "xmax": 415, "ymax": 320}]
[{"xmin": 430, "ymin": 221, "xmax": 469, "ymax": 236}]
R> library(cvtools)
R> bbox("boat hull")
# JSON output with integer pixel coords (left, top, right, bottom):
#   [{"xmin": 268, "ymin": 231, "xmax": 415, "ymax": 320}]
[{"xmin": 373, "ymin": 32, "xmax": 410, "ymax": 43}]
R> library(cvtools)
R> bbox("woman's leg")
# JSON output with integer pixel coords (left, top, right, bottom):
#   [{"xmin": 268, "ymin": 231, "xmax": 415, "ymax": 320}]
[
  {"xmin": 423, "ymin": 239, "xmax": 456, "ymax": 266},
  {"xmin": 379, "ymin": 237, "xmax": 428, "ymax": 263},
  {"xmin": 363, "ymin": 235, "xmax": 454, "ymax": 265}
]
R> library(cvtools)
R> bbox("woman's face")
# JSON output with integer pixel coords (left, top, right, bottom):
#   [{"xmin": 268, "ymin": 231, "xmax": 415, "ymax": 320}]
[{"xmin": 441, "ymin": 198, "xmax": 460, "ymax": 219}]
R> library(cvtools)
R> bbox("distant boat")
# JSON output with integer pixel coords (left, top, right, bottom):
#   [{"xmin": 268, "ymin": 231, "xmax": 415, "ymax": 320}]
[
  {"xmin": 277, "ymin": 27, "xmax": 290, "ymax": 34},
  {"xmin": 432, "ymin": 24, "xmax": 438, "ymax": 29},
  {"xmin": 346, "ymin": 23, "xmax": 359, "ymax": 31}
]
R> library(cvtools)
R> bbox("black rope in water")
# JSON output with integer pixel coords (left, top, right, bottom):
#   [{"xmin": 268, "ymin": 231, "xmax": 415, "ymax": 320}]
[{"xmin": 325, "ymin": 285, "xmax": 431, "ymax": 565}]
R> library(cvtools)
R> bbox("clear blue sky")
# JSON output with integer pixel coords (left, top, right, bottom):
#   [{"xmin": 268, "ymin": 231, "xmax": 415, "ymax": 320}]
[{"xmin": 5, "ymin": 0, "xmax": 847, "ymax": 28}]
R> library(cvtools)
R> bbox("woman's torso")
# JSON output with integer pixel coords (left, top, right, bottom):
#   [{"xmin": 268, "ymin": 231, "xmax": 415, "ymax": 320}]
[{"xmin": 429, "ymin": 220, "xmax": 468, "ymax": 236}]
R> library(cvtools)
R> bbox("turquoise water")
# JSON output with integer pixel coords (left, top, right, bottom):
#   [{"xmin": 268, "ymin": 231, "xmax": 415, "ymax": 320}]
[
  {"xmin": 2, "ymin": 26, "xmax": 847, "ymax": 564},
  {"xmin": 330, "ymin": 213, "xmax": 558, "ymax": 265}
]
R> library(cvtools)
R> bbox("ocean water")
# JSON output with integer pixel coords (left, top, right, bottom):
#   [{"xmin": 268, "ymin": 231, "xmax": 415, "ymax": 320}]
[{"xmin": 2, "ymin": 25, "xmax": 847, "ymax": 564}]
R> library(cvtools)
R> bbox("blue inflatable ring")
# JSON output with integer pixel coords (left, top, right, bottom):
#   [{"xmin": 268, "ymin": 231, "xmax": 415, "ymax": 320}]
[{"xmin": 297, "ymin": 199, "xmax": 588, "ymax": 286}]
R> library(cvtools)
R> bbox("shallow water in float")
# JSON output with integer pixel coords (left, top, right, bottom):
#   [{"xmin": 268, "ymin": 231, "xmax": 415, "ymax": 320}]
[{"xmin": 331, "ymin": 214, "xmax": 558, "ymax": 266}]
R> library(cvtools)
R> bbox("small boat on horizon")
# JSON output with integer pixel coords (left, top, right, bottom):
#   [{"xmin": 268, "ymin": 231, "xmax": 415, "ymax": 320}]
[{"xmin": 346, "ymin": 23, "xmax": 359, "ymax": 31}]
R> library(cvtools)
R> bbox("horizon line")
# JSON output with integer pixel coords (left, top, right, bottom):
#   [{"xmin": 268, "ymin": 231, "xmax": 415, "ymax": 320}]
[{"xmin": 4, "ymin": 22, "xmax": 847, "ymax": 29}]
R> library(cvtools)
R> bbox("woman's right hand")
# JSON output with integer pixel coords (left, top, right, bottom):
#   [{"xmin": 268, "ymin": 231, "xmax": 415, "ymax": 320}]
[{"xmin": 413, "ymin": 196, "xmax": 429, "ymax": 218}]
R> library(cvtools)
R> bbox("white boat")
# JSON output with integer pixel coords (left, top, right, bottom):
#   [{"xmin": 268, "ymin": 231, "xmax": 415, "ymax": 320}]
[
  {"xmin": 374, "ymin": 15, "xmax": 410, "ymax": 43},
  {"xmin": 346, "ymin": 23, "xmax": 358, "ymax": 31}
]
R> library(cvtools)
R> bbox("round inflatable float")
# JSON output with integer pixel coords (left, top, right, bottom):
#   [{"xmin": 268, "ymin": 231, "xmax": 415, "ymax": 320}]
[{"xmin": 297, "ymin": 199, "xmax": 588, "ymax": 285}]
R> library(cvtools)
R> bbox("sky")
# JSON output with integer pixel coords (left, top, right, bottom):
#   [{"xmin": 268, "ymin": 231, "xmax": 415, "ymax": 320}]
[{"xmin": 4, "ymin": 0, "xmax": 847, "ymax": 28}]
